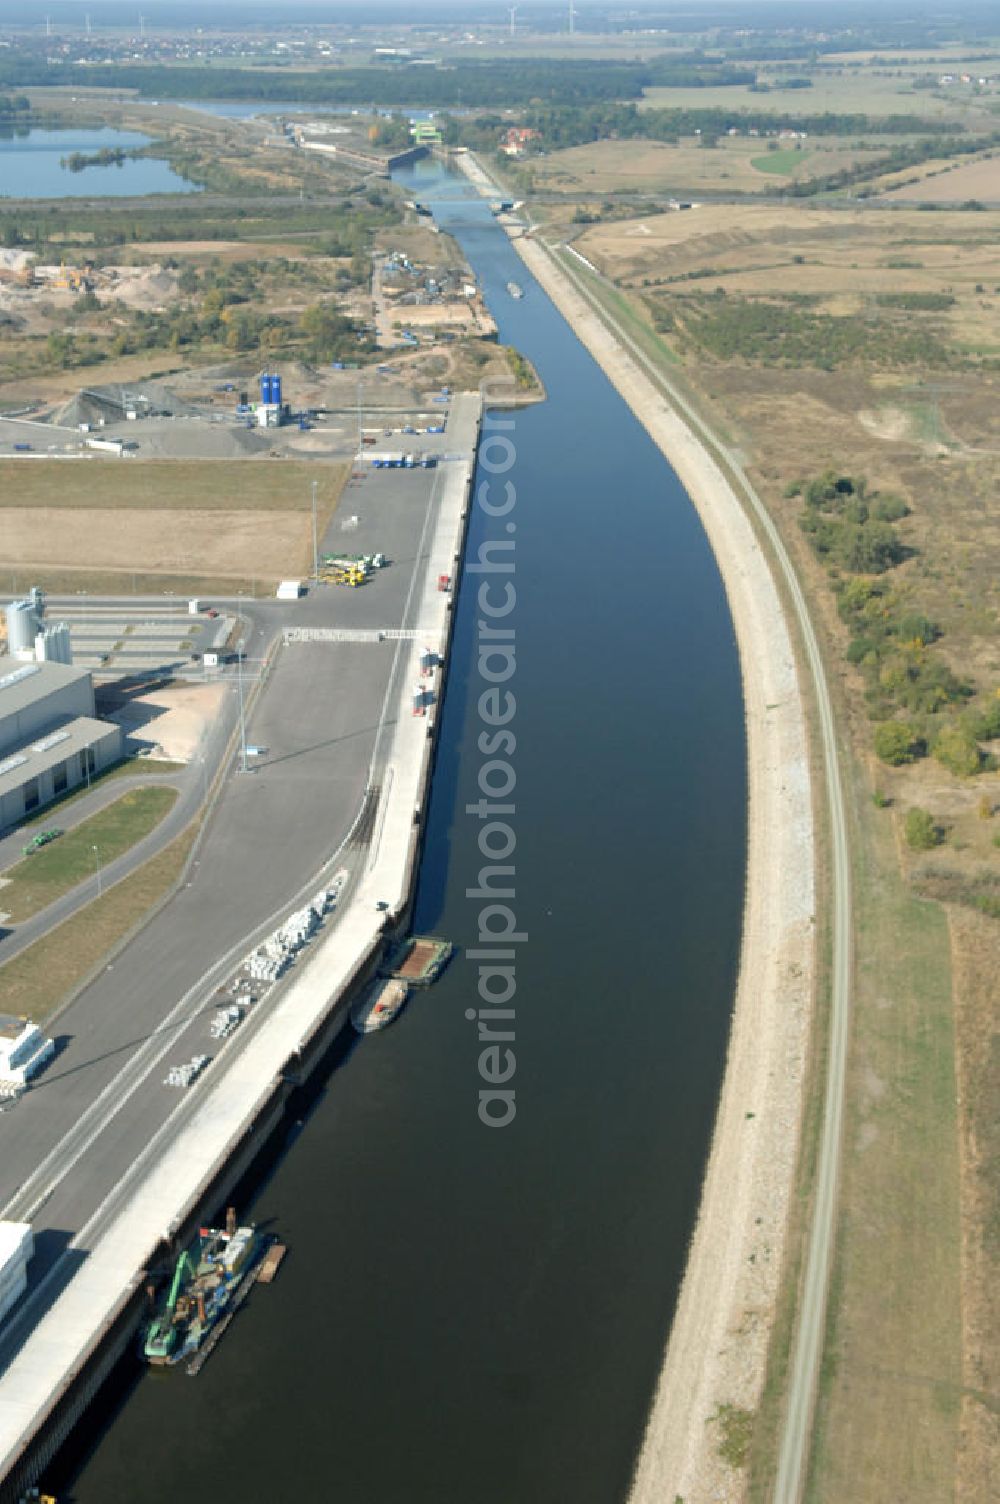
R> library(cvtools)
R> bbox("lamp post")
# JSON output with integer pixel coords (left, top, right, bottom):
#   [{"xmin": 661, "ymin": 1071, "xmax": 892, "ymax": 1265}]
[
  {"xmin": 92, "ymin": 843, "xmax": 102, "ymax": 898},
  {"xmin": 311, "ymin": 480, "xmax": 319, "ymax": 580}
]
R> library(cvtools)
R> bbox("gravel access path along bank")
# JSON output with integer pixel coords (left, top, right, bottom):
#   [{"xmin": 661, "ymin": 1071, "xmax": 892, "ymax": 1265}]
[{"xmin": 514, "ymin": 231, "xmax": 817, "ymax": 1502}]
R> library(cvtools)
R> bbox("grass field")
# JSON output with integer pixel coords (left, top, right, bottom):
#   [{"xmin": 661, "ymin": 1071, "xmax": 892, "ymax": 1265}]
[
  {"xmin": 0, "ymin": 458, "xmax": 348, "ymax": 589},
  {"xmin": 0, "ymin": 786, "xmax": 178, "ymax": 922},
  {"xmin": 530, "ymin": 136, "xmax": 880, "ymax": 198},
  {"xmin": 0, "ymin": 820, "xmax": 197, "ymax": 1023},
  {"xmin": 0, "ymin": 458, "xmax": 345, "ymax": 511},
  {"xmin": 576, "ymin": 202, "xmax": 1000, "ymax": 366},
  {"xmin": 807, "ymin": 793, "xmax": 961, "ymax": 1501},
  {"xmin": 750, "ymin": 147, "xmax": 812, "ymax": 174}
]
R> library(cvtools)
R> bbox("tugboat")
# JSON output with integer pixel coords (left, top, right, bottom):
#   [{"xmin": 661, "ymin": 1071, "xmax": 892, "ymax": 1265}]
[{"xmin": 351, "ymin": 979, "xmax": 409, "ymax": 1034}]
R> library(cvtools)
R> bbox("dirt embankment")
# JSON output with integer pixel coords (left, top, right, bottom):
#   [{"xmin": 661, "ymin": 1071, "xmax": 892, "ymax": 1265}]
[{"xmin": 514, "ymin": 232, "xmax": 816, "ymax": 1501}]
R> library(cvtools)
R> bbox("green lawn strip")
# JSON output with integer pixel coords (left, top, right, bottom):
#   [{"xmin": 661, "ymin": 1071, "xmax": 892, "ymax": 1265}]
[
  {"xmin": 752, "ymin": 148, "xmax": 811, "ymax": 175},
  {"xmin": 0, "ymin": 823, "xmax": 197, "ymax": 1025},
  {"xmin": 1, "ymin": 786, "xmax": 178, "ymax": 922},
  {"xmin": 5, "ymin": 570, "xmax": 272, "ymax": 597},
  {"xmin": 555, "ymin": 248, "xmax": 680, "ymax": 366},
  {"xmin": 18, "ymin": 756, "xmax": 185, "ymax": 828}
]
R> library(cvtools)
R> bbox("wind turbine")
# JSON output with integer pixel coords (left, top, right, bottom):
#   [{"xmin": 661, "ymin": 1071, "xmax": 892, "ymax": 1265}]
[
  {"xmin": 568, "ymin": 2, "xmax": 577, "ymax": 39},
  {"xmin": 508, "ymin": 6, "xmax": 518, "ymax": 40}
]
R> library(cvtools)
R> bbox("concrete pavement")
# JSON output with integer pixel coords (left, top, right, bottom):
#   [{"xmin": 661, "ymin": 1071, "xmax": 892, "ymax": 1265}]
[
  {"xmin": 0, "ymin": 393, "xmax": 481, "ymax": 1495},
  {"xmin": 0, "ymin": 394, "xmax": 479, "ymax": 1292}
]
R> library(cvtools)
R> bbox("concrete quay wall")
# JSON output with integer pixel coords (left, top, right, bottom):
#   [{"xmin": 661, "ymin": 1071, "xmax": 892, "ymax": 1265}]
[{"xmin": 0, "ymin": 394, "xmax": 482, "ymax": 1501}]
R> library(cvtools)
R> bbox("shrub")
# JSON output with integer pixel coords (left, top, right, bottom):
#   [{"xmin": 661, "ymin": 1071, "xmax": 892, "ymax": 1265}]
[
  {"xmin": 896, "ymin": 612, "xmax": 940, "ymax": 646},
  {"xmin": 847, "ymin": 635, "xmax": 877, "ymax": 665},
  {"xmin": 905, "ymin": 806, "xmax": 940, "ymax": 849},
  {"xmin": 872, "ymin": 493, "xmax": 910, "ymax": 522}
]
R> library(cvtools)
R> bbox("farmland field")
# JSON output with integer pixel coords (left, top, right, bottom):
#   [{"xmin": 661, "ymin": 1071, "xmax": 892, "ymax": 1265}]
[
  {"xmin": 639, "ymin": 70, "xmax": 995, "ymax": 124},
  {"xmin": 884, "ymin": 153, "xmax": 1000, "ymax": 201}
]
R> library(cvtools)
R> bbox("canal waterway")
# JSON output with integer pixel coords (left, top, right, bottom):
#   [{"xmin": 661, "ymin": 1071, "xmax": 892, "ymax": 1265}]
[
  {"xmin": 55, "ymin": 159, "xmax": 747, "ymax": 1503},
  {"xmin": 0, "ymin": 126, "xmax": 200, "ymax": 197}
]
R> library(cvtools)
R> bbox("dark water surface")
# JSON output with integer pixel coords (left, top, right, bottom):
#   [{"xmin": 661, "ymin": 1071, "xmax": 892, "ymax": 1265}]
[{"xmin": 56, "ymin": 160, "xmax": 746, "ymax": 1504}]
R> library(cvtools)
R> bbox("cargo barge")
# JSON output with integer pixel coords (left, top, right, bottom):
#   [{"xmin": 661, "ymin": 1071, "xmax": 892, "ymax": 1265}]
[{"xmin": 384, "ymin": 935, "xmax": 453, "ymax": 987}]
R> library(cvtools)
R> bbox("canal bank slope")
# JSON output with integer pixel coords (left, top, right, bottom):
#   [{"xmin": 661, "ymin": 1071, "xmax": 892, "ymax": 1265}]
[{"xmin": 474, "ymin": 202, "xmax": 816, "ymax": 1495}]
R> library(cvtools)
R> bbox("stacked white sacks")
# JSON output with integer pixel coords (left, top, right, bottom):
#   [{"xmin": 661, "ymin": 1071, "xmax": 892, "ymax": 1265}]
[{"xmin": 165, "ymin": 1054, "xmax": 211, "ymax": 1088}]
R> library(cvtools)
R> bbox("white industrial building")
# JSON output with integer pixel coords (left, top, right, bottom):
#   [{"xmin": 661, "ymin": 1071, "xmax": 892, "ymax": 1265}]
[
  {"xmin": 0, "ymin": 655, "xmax": 123, "ymax": 832},
  {"xmin": 0, "ymin": 1221, "xmax": 34, "ymax": 1327},
  {"xmin": 6, "ymin": 593, "xmax": 74, "ymax": 665},
  {"xmin": 0, "ymin": 1015, "xmax": 54, "ymax": 1089}
]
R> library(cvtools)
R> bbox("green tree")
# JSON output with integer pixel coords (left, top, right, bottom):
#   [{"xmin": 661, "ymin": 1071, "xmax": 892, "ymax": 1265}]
[
  {"xmin": 933, "ymin": 723, "xmax": 981, "ymax": 777},
  {"xmin": 905, "ymin": 806, "xmax": 940, "ymax": 850},
  {"xmin": 875, "ymin": 721, "xmax": 917, "ymax": 765},
  {"xmin": 964, "ymin": 695, "xmax": 1000, "ymax": 741},
  {"xmin": 299, "ymin": 301, "xmax": 356, "ymax": 361},
  {"xmin": 836, "ymin": 519, "xmax": 904, "ymax": 573}
]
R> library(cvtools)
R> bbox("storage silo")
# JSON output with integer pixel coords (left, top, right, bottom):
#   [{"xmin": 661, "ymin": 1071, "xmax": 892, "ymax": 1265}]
[
  {"xmin": 35, "ymin": 622, "xmax": 72, "ymax": 665},
  {"xmin": 54, "ymin": 622, "xmax": 73, "ymax": 665},
  {"xmin": 5, "ymin": 600, "xmax": 37, "ymax": 657},
  {"xmin": 272, "ymin": 373, "xmax": 282, "ymax": 407},
  {"xmin": 260, "ymin": 372, "xmax": 271, "ymax": 405}
]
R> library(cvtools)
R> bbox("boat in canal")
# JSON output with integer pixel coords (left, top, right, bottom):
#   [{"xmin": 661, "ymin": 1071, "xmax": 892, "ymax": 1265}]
[
  {"xmin": 142, "ymin": 1218, "xmax": 263, "ymax": 1371},
  {"xmin": 506, "ymin": 281, "xmax": 524, "ymax": 299},
  {"xmin": 384, "ymin": 935, "xmax": 453, "ymax": 987},
  {"xmin": 351, "ymin": 979, "xmax": 410, "ymax": 1034}
]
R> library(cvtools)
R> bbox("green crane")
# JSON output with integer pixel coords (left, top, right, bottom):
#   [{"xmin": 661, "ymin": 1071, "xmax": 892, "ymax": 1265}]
[{"xmin": 143, "ymin": 1249, "xmax": 195, "ymax": 1361}]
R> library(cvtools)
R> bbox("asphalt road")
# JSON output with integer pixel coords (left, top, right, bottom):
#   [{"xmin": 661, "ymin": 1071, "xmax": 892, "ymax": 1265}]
[
  {"xmin": 549, "ymin": 245, "xmax": 852, "ymax": 1504},
  {"xmin": 0, "ymin": 440, "xmax": 453, "ymax": 1293}
]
